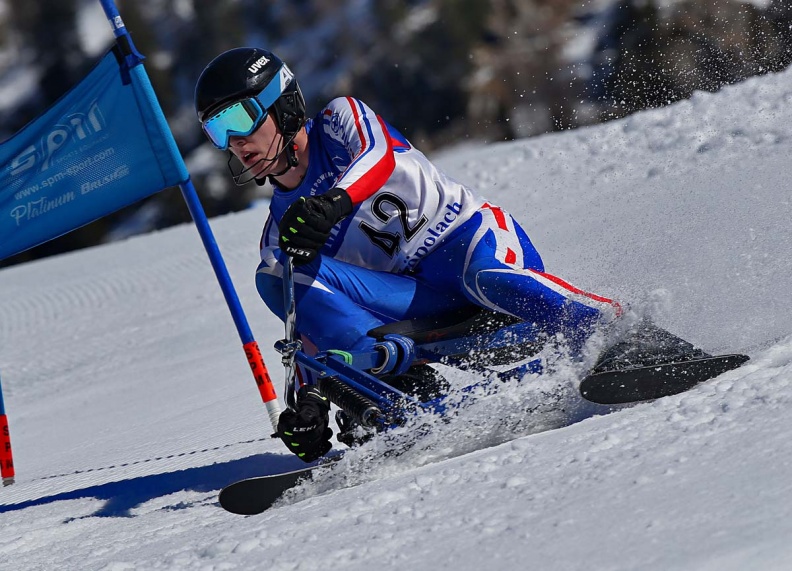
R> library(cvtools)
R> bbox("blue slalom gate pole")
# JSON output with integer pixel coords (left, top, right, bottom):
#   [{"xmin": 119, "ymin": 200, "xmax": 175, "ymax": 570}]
[{"xmin": 97, "ymin": 0, "xmax": 282, "ymax": 430}]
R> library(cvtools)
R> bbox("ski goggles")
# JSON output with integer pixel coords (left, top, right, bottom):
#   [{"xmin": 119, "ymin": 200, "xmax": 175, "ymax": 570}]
[
  {"xmin": 201, "ymin": 63, "xmax": 293, "ymax": 150},
  {"xmin": 201, "ymin": 97, "xmax": 268, "ymax": 150}
]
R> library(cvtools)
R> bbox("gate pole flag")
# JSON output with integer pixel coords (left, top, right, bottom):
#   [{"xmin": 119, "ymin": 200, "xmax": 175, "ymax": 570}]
[
  {"xmin": 96, "ymin": 0, "xmax": 282, "ymax": 431},
  {"xmin": 0, "ymin": 0, "xmax": 281, "ymax": 474}
]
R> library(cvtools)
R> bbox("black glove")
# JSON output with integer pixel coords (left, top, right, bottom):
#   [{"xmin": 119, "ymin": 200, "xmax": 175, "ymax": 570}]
[
  {"xmin": 276, "ymin": 385, "xmax": 333, "ymax": 462},
  {"xmin": 278, "ymin": 188, "xmax": 353, "ymax": 265}
]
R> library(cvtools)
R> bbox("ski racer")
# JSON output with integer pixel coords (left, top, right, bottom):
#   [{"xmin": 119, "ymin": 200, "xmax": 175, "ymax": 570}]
[{"xmin": 194, "ymin": 48, "xmax": 623, "ymax": 462}]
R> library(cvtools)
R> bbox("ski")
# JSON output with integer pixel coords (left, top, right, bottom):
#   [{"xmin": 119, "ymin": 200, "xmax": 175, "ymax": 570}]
[
  {"xmin": 219, "ymin": 459, "xmax": 340, "ymax": 515},
  {"xmin": 579, "ymin": 353, "xmax": 750, "ymax": 405}
]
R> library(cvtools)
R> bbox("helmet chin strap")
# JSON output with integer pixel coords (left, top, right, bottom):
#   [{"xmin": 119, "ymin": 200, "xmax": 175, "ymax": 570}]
[
  {"xmin": 229, "ymin": 129, "xmax": 299, "ymax": 186},
  {"xmin": 265, "ymin": 140, "xmax": 299, "ymax": 183}
]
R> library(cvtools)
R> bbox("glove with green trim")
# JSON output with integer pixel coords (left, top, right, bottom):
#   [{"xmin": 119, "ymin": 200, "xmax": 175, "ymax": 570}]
[
  {"xmin": 278, "ymin": 188, "xmax": 353, "ymax": 265},
  {"xmin": 276, "ymin": 385, "xmax": 333, "ymax": 462}
]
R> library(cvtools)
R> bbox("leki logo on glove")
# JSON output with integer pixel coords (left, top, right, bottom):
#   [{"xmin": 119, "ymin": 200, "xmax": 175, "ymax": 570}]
[
  {"xmin": 291, "ymin": 425, "xmax": 317, "ymax": 433},
  {"xmin": 285, "ymin": 246, "xmax": 312, "ymax": 258}
]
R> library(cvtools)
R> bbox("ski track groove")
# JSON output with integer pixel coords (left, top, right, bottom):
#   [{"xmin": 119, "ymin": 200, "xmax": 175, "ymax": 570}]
[
  {"xmin": 0, "ymin": 242, "xmax": 259, "ymax": 398},
  {"xmin": 0, "ymin": 257, "xmax": 214, "ymax": 335}
]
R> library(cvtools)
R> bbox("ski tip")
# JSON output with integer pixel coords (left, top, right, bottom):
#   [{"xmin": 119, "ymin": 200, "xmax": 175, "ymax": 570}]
[{"xmin": 218, "ymin": 484, "xmax": 273, "ymax": 516}]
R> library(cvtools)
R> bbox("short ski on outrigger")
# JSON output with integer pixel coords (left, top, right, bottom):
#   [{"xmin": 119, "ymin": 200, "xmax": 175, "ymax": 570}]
[
  {"xmin": 578, "ymin": 319, "xmax": 750, "ymax": 404},
  {"xmin": 218, "ymin": 259, "xmax": 749, "ymax": 515},
  {"xmin": 580, "ymin": 354, "xmax": 749, "ymax": 404},
  {"xmin": 220, "ymin": 465, "xmax": 316, "ymax": 515},
  {"xmin": 220, "ymin": 458, "xmax": 340, "ymax": 516}
]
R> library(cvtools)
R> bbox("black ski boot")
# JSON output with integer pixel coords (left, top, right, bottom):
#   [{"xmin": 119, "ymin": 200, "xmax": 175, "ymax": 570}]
[{"xmin": 592, "ymin": 319, "xmax": 709, "ymax": 374}]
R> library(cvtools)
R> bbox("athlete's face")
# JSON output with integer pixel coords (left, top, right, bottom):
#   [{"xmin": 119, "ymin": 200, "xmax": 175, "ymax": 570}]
[{"xmin": 228, "ymin": 115, "xmax": 285, "ymax": 179}]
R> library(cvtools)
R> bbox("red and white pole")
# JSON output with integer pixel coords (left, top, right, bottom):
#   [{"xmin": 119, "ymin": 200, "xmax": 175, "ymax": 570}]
[{"xmin": 0, "ymin": 373, "xmax": 15, "ymax": 485}]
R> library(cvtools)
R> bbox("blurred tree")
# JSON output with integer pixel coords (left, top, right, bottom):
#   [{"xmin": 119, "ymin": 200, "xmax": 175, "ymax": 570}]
[
  {"xmin": 6, "ymin": 0, "xmax": 83, "ymax": 129},
  {"xmin": 764, "ymin": 0, "xmax": 792, "ymax": 71},
  {"xmin": 354, "ymin": 0, "xmax": 490, "ymax": 148},
  {"xmin": 467, "ymin": 0, "xmax": 581, "ymax": 139},
  {"xmin": 594, "ymin": 0, "xmax": 787, "ymax": 120}
]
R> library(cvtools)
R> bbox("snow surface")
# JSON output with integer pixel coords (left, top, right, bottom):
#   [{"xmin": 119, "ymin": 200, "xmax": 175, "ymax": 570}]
[{"xmin": 2, "ymin": 62, "xmax": 792, "ymax": 570}]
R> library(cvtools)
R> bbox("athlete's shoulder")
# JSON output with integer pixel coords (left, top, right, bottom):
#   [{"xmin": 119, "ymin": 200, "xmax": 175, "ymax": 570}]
[
  {"xmin": 321, "ymin": 96, "xmax": 373, "ymax": 114},
  {"xmin": 313, "ymin": 98, "xmax": 372, "ymax": 149},
  {"xmin": 317, "ymin": 97, "xmax": 378, "ymax": 127}
]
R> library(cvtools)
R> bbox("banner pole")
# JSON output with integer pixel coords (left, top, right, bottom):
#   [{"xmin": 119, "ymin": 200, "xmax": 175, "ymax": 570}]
[
  {"xmin": 0, "ymin": 372, "xmax": 15, "ymax": 485},
  {"xmin": 96, "ymin": 0, "xmax": 281, "ymax": 431},
  {"xmin": 97, "ymin": 0, "xmax": 128, "ymax": 38}
]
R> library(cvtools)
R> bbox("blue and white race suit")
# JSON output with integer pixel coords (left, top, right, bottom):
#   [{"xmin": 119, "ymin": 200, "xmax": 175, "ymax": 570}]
[{"xmin": 256, "ymin": 97, "xmax": 621, "ymax": 356}]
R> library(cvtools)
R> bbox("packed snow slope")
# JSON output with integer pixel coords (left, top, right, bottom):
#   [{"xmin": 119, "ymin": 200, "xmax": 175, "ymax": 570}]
[{"xmin": 2, "ymin": 65, "xmax": 792, "ymax": 570}]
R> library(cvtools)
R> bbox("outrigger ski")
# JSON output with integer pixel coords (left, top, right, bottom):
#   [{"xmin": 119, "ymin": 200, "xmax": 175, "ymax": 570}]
[
  {"xmin": 219, "ymin": 458, "xmax": 341, "ymax": 516},
  {"xmin": 580, "ymin": 353, "xmax": 750, "ymax": 405},
  {"xmin": 579, "ymin": 320, "xmax": 749, "ymax": 404},
  {"xmin": 220, "ymin": 261, "xmax": 749, "ymax": 515}
]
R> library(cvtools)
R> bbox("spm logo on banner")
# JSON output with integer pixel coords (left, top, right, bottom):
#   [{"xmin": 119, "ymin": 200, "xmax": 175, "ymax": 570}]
[
  {"xmin": 0, "ymin": 48, "xmax": 188, "ymax": 260},
  {"xmin": 8, "ymin": 101, "xmax": 121, "ymax": 225}
]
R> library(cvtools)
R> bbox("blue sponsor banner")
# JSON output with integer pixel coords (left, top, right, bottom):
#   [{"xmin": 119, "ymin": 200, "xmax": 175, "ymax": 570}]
[{"xmin": 0, "ymin": 48, "xmax": 189, "ymax": 260}]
